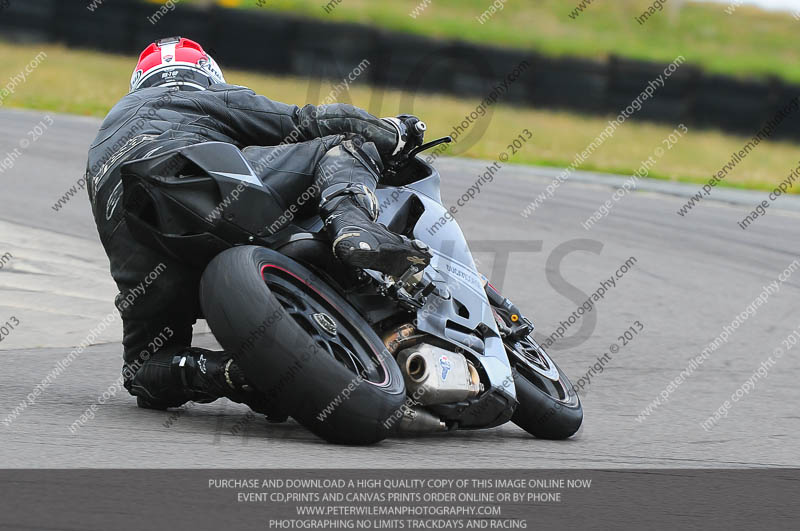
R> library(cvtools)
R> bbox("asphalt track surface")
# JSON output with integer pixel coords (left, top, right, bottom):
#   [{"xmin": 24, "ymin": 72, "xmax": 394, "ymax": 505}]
[{"xmin": 1, "ymin": 108, "xmax": 798, "ymax": 468}]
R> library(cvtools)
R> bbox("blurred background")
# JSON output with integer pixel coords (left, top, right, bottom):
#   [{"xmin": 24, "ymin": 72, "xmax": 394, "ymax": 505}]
[
  {"xmin": 1, "ymin": 0, "xmax": 799, "ymax": 191},
  {"xmin": 2, "ymin": 0, "xmax": 800, "ymax": 471}
]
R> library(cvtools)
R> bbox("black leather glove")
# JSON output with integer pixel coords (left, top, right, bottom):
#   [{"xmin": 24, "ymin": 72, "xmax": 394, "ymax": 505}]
[{"xmin": 381, "ymin": 114, "xmax": 426, "ymax": 160}]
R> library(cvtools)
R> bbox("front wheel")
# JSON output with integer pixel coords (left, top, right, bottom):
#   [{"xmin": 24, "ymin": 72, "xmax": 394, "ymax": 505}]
[
  {"xmin": 505, "ymin": 336, "xmax": 583, "ymax": 439},
  {"xmin": 199, "ymin": 246, "xmax": 406, "ymax": 445}
]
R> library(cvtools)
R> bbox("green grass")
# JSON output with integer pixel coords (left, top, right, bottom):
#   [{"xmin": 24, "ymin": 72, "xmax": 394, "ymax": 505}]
[
  {"xmin": 1, "ymin": 41, "xmax": 798, "ymax": 193},
  {"xmin": 204, "ymin": 0, "xmax": 800, "ymax": 83}
]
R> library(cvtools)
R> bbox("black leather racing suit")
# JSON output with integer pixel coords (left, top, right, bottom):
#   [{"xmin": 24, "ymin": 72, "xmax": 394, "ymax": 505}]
[{"xmin": 86, "ymin": 84, "xmax": 398, "ymax": 402}]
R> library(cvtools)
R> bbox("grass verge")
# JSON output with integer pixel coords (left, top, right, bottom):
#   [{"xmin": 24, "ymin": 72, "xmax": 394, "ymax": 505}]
[
  {"xmin": 204, "ymin": 0, "xmax": 800, "ymax": 84},
  {"xmin": 1, "ymin": 41, "xmax": 797, "ymax": 193}
]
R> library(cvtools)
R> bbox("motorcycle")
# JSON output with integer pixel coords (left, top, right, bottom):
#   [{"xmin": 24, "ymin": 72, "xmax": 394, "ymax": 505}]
[{"xmin": 120, "ymin": 132, "xmax": 583, "ymax": 445}]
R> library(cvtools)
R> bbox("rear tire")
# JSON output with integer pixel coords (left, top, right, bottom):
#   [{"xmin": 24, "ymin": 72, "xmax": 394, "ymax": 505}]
[{"xmin": 199, "ymin": 246, "xmax": 406, "ymax": 445}]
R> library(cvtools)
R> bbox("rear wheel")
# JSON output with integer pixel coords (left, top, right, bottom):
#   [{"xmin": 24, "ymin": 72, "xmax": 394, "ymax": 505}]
[
  {"xmin": 199, "ymin": 246, "xmax": 406, "ymax": 445},
  {"xmin": 505, "ymin": 336, "xmax": 583, "ymax": 439}
]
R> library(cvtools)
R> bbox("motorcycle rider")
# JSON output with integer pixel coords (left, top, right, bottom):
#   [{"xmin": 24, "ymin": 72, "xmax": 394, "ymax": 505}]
[{"xmin": 86, "ymin": 37, "xmax": 431, "ymax": 415}]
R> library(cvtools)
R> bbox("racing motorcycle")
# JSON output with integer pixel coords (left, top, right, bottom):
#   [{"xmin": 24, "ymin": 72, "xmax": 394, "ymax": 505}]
[{"xmin": 120, "ymin": 131, "xmax": 583, "ymax": 445}]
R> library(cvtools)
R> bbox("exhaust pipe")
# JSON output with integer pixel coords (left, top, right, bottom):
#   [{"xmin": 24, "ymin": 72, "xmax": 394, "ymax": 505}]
[
  {"xmin": 398, "ymin": 407, "xmax": 446, "ymax": 434},
  {"xmin": 406, "ymin": 353, "xmax": 428, "ymax": 382},
  {"xmin": 396, "ymin": 344, "xmax": 483, "ymax": 405},
  {"xmin": 382, "ymin": 323, "xmax": 421, "ymax": 355}
]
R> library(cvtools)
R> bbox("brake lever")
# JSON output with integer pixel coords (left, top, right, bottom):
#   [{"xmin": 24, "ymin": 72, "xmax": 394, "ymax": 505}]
[
  {"xmin": 407, "ymin": 136, "xmax": 452, "ymax": 159},
  {"xmin": 385, "ymin": 136, "xmax": 453, "ymax": 177}
]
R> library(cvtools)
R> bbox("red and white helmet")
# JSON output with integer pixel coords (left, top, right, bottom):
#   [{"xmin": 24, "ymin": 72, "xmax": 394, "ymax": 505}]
[{"xmin": 130, "ymin": 36, "xmax": 225, "ymax": 92}]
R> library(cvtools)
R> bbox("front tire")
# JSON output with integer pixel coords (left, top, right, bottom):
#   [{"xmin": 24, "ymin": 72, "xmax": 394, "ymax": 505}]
[
  {"xmin": 199, "ymin": 246, "xmax": 406, "ymax": 445},
  {"xmin": 506, "ymin": 337, "xmax": 583, "ymax": 439}
]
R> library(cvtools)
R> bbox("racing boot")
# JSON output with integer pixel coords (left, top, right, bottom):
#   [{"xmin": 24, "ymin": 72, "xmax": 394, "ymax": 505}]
[
  {"xmin": 318, "ymin": 137, "xmax": 431, "ymax": 277},
  {"xmin": 131, "ymin": 347, "xmax": 280, "ymax": 418}
]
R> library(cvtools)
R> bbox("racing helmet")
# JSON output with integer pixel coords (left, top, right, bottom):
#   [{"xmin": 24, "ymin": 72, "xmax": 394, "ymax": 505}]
[{"xmin": 130, "ymin": 36, "xmax": 225, "ymax": 92}]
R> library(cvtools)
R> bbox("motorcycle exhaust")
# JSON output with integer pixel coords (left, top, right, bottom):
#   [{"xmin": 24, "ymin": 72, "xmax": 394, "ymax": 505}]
[
  {"xmin": 382, "ymin": 323, "xmax": 422, "ymax": 355},
  {"xmin": 396, "ymin": 343, "xmax": 483, "ymax": 406},
  {"xmin": 398, "ymin": 407, "xmax": 447, "ymax": 434}
]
